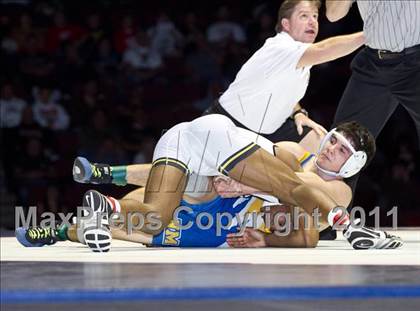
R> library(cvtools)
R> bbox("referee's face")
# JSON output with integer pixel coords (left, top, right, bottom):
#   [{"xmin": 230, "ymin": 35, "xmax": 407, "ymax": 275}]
[{"xmin": 284, "ymin": 1, "xmax": 319, "ymax": 43}]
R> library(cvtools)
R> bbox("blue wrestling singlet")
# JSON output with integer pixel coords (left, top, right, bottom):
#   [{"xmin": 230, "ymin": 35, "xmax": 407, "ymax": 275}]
[{"xmin": 152, "ymin": 195, "xmax": 265, "ymax": 247}]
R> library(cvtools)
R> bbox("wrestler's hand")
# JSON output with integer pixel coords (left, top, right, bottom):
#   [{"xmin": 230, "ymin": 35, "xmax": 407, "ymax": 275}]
[
  {"xmin": 226, "ymin": 228, "xmax": 267, "ymax": 248},
  {"xmin": 212, "ymin": 176, "xmax": 244, "ymax": 198},
  {"xmin": 294, "ymin": 113, "xmax": 327, "ymax": 136}
]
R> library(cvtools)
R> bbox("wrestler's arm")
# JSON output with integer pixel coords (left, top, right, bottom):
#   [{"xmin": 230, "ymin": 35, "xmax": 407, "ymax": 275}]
[
  {"xmin": 227, "ymin": 207, "xmax": 319, "ymax": 248},
  {"xmin": 297, "ymin": 172, "xmax": 352, "ymax": 208},
  {"xmin": 274, "ymin": 141, "xmax": 352, "ymax": 207},
  {"xmin": 325, "ymin": 0, "xmax": 354, "ymax": 22},
  {"xmin": 264, "ymin": 207, "xmax": 319, "ymax": 248},
  {"xmin": 111, "ymin": 227, "xmax": 153, "ymax": 245}
]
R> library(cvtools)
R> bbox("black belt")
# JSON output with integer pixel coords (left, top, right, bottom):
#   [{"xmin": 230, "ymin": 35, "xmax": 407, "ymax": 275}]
[
  {"xmin": 204, "ymin": 99, "xmax": 247, "ymax": 129},
  {"xmin": 366, "ymin": 44, "xmax": 420, "ymax": 60}
]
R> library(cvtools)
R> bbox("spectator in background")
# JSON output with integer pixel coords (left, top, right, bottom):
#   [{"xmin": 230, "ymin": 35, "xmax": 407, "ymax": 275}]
[
  {"xmin": 94, "ymin": 37, "xmax": 119, "ymax": 75},
  {"xmin": 19, "ymin": 33, "xmax": 55, "ymax": 87},
  {"xmin": 180, "ymin": 12, "xmax": 204, "ymax": 46},
  {"xmin": 79, "ymin": 109, "xmax": 114, "ymax": 159},
  {"xmin": 113, "ymin": 15, "xmax": 136, "ymax": 54},
  {"xmin": 247, "ymin": 11, "xmax": 276, "ymax": 52},
  {"xmin": 79, "ymin": 12, "xmax": 106, "ymax": 62},
  {"xmin": 148, "ymin": 12, "xmax": 184, "ymax": 57},
  {"xmin": 0, "ymin": 0, "xmax": 418, "ymax": 229},
  {"xmin": 45, "ymin": 11, "xmax": 85, "ymax": 54},
  {"xmin": 123, "ymin": 30, "xmax": 162, "ymax": 70},
  {"xmin": 193, "ymin": 80, "xmax": 224, "ymax": 112},
  {"xmin": 185, "ymin": 33, "xmax": 222, "ymax": 84},
  {"xmin": 132, "ymin": 134, "xmax": 157, "ymax": 164},
  {"xmin": 0, "ymin": 81, "xmax": 27, "ymax": 128},
  {"xmin": 14, "ymin": 137, "xmax": 59, "ymax": 215},
  {"xmin": 1, "ymin": 85, "xmax": 28, "ymax": 192},
  {"xmin": 14, "ymin": 106, "xmax": 52, "ymax": 151},
  {"xmin": 54, "ymin": 41, "xmax": 84, "ymax": 91},
  {"xmin": 207, "ymin": 6, "xmax": 246, "ymax": 46},
  {"xmin": 118, "ymin": 88, "xmax": 150, "ymax": 157},
  {"xmin": 32, "ymin": 85, "xmax": 70, "ymax": 130},
  {"xmin": 122, "ymin": 30, "xmax": 163, "ymax": 83},
  {"xmin": 11, "ymin": 13, "xmax": 40, "ymax": 52},
  {"xmin": 70, "ymin": 79, "xmax": 107, "ymax": 127}
]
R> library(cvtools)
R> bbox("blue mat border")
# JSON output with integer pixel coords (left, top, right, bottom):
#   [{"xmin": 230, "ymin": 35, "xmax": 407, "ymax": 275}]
[{"xmin": 2, "ymin": 285, "xmax": 420, "ymax": 304}]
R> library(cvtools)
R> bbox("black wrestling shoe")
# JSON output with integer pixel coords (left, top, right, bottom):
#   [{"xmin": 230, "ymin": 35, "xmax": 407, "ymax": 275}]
[
  {"xmin": 16, "ymin": 227, "xmax": 58, "ymax": 247},
  {"xmin": 343, "ymin": 220, "xmax": 403, "ymax": 250},
  {"xmin": 81, "ymin": 190, "xmax": 112, "ymax": 253},
  {"xmin": 72, "ymin": 157, "xmax": 112, "ymax": 184}
]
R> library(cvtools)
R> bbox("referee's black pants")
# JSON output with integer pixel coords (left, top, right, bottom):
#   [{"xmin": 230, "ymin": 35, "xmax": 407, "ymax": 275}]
[{"xmin": 332, "ymin": 46, "xmax": 420, "ymax": 208}]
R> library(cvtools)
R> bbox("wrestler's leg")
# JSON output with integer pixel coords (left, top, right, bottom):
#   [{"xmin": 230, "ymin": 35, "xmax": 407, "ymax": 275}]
[
  {"xmin": 227, "ymin": 148, "xmax": 303, "ymax": 204},
  {"xmin": 67, "ymin": 187, "xmax": 154, "ymax": 245},
  {"xmin": 227, "ymin": 206, "xmax": 319, "ymax": 248},
  {"xmin": 66, "ymin": 225, "xmax": 81, "ymax": 242},
  {"xmin": 227, "ymin": 148, "xmax": 340, "ymax": 227},
  {"xmin": 270, "ymin": 206, "xmax": 319, "ymax": 248},
  {"xmin": 117, "ymin": 165, "xmax": 188, "ymax": 236},
  {"xmin": 73, "ymin": 156, "xmax": 152, "ymax": 186}
]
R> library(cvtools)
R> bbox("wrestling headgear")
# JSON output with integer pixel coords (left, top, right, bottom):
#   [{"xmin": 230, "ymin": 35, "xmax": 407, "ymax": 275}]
[{"xmin": 315, "ymin": 128, "xmax": 367, "ymax": 178}]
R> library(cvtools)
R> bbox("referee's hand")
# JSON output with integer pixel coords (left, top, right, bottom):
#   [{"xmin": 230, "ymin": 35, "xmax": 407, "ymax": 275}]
[{"xmin": 294, "ymin": 114, "xmax": 327, "ymax": 136}]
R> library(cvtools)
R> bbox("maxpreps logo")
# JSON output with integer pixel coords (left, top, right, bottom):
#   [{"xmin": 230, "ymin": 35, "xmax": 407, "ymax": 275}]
[{"xmin": 162, "ymin": 219, "xmax": 181, "ymax": 246}]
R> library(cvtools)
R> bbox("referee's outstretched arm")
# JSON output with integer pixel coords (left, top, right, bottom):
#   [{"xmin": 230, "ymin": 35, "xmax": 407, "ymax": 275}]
[{"xmin": 297, "ymin": 32, "xmax": 364, "ymax": 69}]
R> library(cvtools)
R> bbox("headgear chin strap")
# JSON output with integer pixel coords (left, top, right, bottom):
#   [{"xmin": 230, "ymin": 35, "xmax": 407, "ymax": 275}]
[{"xmin": 315, "ymin": 129, "xmax": 367, "ymax": 178}]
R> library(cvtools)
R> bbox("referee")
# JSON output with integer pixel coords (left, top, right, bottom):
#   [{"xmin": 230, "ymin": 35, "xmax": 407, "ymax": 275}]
[
  {"xmin": 204, "ymin": 0, "xmax": 365, "ymax": 143},
  {"xmin": 327, "ymin": 0, "xmax": 420, "ymax": 150},
  {"xmin": 326, "ymin": 0, "xmax": 420, "ymax": 203},
  {"xmin": 326, "ymin": 0, "xmax": 420, "ymax": 239}
]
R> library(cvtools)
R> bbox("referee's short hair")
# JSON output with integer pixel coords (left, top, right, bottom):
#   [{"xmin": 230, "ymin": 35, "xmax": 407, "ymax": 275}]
[{"xmin": 276, "ymin": 0, "xmax": 321, "ymax": 33}]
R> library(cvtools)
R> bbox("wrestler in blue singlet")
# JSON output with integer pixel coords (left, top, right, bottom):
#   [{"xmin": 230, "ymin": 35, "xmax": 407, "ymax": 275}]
[{"xmin": 152, "ymin": 152, "xmax": 315, "ymax": 248}]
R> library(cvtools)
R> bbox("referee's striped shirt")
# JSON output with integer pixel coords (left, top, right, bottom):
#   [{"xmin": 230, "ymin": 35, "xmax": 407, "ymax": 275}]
[{"xmin": 356, "ymin": 0, "xmax": 420, "ymax": 52}]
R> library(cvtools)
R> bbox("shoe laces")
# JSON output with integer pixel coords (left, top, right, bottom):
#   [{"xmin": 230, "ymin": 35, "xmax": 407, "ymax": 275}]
[
  {"xmin": 27, "ymin": 227, "xmax": 52, "ymax": 240},
  {"xmin": 92, "ymin": 165, "xmax": 102, "ymax": 178}
]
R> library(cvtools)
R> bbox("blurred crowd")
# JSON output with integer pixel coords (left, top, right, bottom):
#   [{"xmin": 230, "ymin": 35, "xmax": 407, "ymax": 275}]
[{"xmin": 1, "ymin": 0, "xmax": 419, "ymax": 228}]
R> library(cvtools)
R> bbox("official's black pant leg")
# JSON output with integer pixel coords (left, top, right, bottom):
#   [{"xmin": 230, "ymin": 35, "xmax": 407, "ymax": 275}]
[
  {"xmin": 392, "ymin": 51, "xmax": 420, "ymax": 148},
  {"xmin": 332, "ymin": 50, "xmax": 400, "ymax": 138}
]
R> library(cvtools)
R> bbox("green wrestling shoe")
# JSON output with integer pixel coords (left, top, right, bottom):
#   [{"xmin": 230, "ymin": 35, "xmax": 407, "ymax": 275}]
[{"xmin": 16, "ymin": 227, "xmax": 59, "ymax": 247}]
